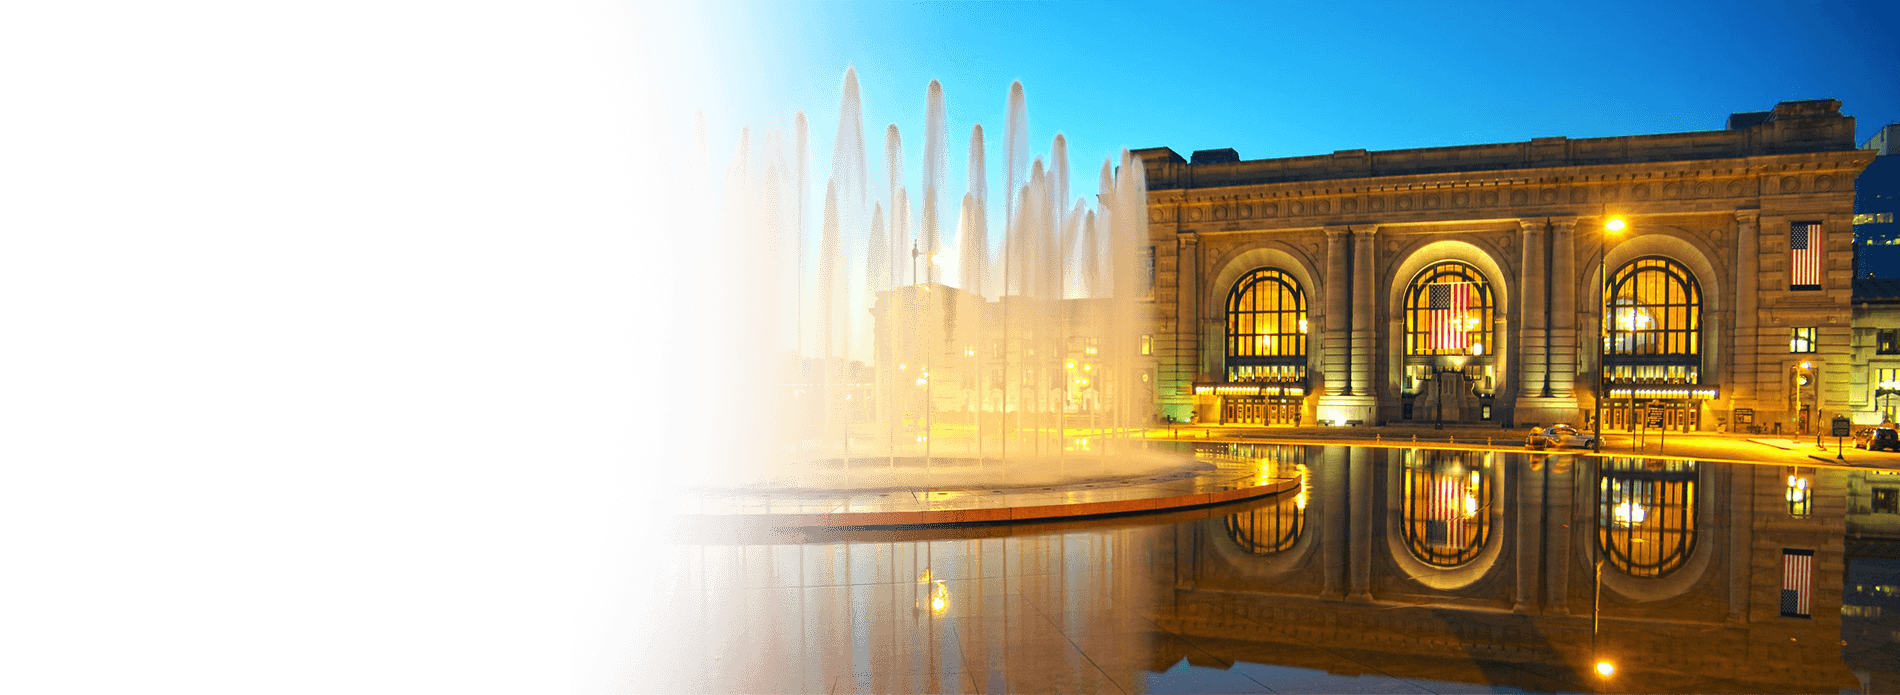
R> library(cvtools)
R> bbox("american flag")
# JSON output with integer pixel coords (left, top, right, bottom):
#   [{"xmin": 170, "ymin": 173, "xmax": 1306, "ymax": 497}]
[
  {"xmin": 1423, "ymin": 477, "xmax": 1467, "ymax": 548},
  {"xmin": 1427, "ymin": 282, "xmax": 1472, "ymax": 352},
  {"xmin": 1781, "ymin": 549, "xmax": 1813, "ymax": 617},
  {"xmin": 1790, "ymin": 222, "xmax": 1822, "ymax": 288}
]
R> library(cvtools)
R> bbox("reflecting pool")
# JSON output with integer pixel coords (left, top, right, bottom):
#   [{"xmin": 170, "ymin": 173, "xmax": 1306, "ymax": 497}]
[{"xmin": 645, "ymin": 445, "xmax": 1900, "ymax": 694}]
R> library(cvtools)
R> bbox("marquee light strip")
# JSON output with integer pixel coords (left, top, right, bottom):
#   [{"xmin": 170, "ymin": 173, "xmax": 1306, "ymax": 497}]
[{"xmin": 1605, "ymin": 386, "xmax": 1719, "ymax": 400}]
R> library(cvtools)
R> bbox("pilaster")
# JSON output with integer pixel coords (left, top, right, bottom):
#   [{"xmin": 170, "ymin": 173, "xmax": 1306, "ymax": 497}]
[
  {"xmin": 1319, "ymin": 226, "xmax": 1377, "ymax": 424},
  {"xmin": 1548, "ymin": 217, "xmax": 1579, "ymax": 399},
  {"xmin": 1322, "ymin": 228, "xmax": 1350, "ymax": 397},
  {"xmin": 1734, "ymin": 210, "xmax": 1761, "ymax": 409},
  {"xmin": 1348, "ymin": 446, "xmax": 1373, "ymax": 601},
  {"xmin": 1516, "ymin": 219, "xmax": 1549, "ymax": 399},
  {"xmin": 1513, "ymin": 460, "xmax": 1544, "ymax": 613},
  {"xmin": 1179, "ymin": 232, "xmax": 1200, "ymax": 381},
  {"xmin": 1350, "ymin": 227, "xmax": 1377, "ymax": 397}
]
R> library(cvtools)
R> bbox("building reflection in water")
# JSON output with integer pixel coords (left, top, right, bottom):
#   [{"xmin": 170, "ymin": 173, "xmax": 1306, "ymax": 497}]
[
  {"xmin": 1401, "ymin": 449, "xmax": 1492, "ymax": 567},
  {"xmin": 1596, "ymin": 458, "xmax": 1697, "ymax": 577},
  {"xmin": 653, "ymin": 448, "xmax": 1891, "ymax": 694}
]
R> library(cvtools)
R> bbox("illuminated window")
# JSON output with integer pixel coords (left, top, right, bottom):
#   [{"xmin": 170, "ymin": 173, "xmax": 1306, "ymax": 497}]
[
  {"xmin": 1791, "ymin": 327, "xmax": 1817, "ymax": 353},
  {"xmin": 1598, "ymin": 459, "xmax": 1698, "ymax": 578},
  {"xmin": 1402, "ymin": 449, "xmax": 1492, "ymax": 567},
  {"xmin": 1404, "ymin": 261, "xmax": 1495, "ymax": 357},
  {"xmin": 1602, "ymin": 257, "xmax": 1702, "ymax": 385},
  {"xmin": 1881, "ymin": 330, "xmax": 1898, "ymax": 355},
  {"xmin": 1786, "ymin": 467, "xmax": 1813, "ymax": 518},
  {"xmin": 1856, "ymin": 212, "xmax": 1895, "ymax": 225},
  {"xmin": 1140, "ymin": 334, "xmax": 1153, "ymax": 356},
  {"xmin": 1225, "ymin": 268, "xmax": 1307, "ymax": 384}
]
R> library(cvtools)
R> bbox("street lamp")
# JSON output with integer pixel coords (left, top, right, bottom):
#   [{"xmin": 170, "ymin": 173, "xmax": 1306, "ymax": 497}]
[{"xmin": 1595, "ymin": 216, "xmax": 1627, "ymax": 448}]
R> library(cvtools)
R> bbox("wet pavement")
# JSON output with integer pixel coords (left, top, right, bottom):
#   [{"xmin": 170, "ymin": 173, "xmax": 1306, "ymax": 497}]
[{"xmin": 646, "ymin": 445, "xmax": 1900, "ymax": 693}]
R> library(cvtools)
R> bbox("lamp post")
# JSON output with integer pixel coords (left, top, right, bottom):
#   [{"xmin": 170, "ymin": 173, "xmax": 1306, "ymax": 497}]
[{"xmin": 1595, "ymin": 216, "xmax": 1626, "ymax": 449}]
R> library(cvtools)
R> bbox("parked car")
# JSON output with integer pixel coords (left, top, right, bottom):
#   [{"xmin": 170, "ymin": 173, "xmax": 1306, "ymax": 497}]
[
  {"xmin": 1526, "ymin": 424, "xmax": 1601, "ymax": 450},
  {"xmin": 1854, "ymin": 425, "xmax": 1899, "ymax": 451}
]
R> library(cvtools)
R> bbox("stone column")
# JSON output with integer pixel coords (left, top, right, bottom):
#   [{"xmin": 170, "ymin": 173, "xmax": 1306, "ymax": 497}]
[
  {"xmin": 1179, "ymin": 233, "xmax": 1203, "ymax": 382},
  {"xmin": 1548, "ymin": 218, "xmax": 1579, "ymax": 399},
  {"xmin": 1350, "ymin": 227, "xmax": 1377, "ymax": 402},
  {"xmin": 1514, "ymin": 459, "xmax": 1544, "ymax": 613},
  {"xmin": 1323, "ymin": 228, "xmax": 1351, "ymax": 397},
  {"xmin": 1726, "ymin": 465, "xmax": 1752, "ymax": 625},
  {"xmin": 1734, "ymin": 211, "xmax": 1761, "ymax": 408},
  {"xmin": 1544, "ymin": 457, "xmax": 1573, "ymax": 614},
  {"xmin": 1320, "ymin": 445, "xmax": 1349, "ymax": 599},
  {"xmin": 1348, "ymin": 446, "xmax": 1374, "ymax": 601},
  {"xmin": 1517, "ymin": 219, "xmax": 1549, "ymax": 399}
]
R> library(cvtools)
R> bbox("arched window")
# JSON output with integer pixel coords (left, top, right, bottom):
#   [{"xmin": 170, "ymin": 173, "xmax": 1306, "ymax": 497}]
[
  {"xmin": 1402, "ymin": 449, "xmax": 1493, "ymax": 567},
  {"xmin": 1225, "ymin": 475, "xmax": 1307, "ymax": 554},
  {"xmin": 1603, "ymin": 257, "xmax": 1702, "ymax": 384},
  {"xmin": 1218, "ymin": 444, "xmax": 1307, "ymax": 554},
  {"xmin": 1597, "ymin": 459, "xmax": 1698, "ymax": 577},
  {"xmin": 1225, "ymin": 268, "xmax": 1307, "ymax": 384},
  {"xmin": 1403, "ymin": 262, "xmax": 1496, "ymax": 358}
]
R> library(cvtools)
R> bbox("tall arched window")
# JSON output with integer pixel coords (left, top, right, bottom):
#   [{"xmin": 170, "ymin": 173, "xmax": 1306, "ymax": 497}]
[
  {"xmin": 1401, "ymin": 261, "xmax": 1499, "ymax": 405},
  {"xmin": 1404, "ymin": 261, "xmax": 1496, "ymax": 358},
  {"xmin": 1402, "ymin": 449, "xmax": 1493, "ymax": 567},
  {"xmin": 1604, "ymin": 257, "xmax": 1702, "ymax": 384},
  {"xmin": 1597, "ymin": 459, "xmax": 1698, "ymax": 577},
  {"xmin": 1225, "ymin": 268, "xmax": 1307, "ymax": 384}
]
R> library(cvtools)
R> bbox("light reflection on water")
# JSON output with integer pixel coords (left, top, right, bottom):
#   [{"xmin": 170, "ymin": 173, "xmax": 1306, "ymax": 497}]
[{"xmin": 646, "ymin": 446, "xmax": 1891, "ymax": 694}]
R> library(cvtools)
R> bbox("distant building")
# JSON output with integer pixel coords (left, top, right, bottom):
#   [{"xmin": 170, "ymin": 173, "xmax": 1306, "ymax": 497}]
[
  {"xmin": 1857, "ymin": 123, "xmax": 1900, "ymax": 277},
  {"xmin": 1851, "ymin": 278, "xmax": 1900, "ymax": 422},
  {"xmin": 1140, "ymin": 100, "xmax": 1876, "ymax": 433}
]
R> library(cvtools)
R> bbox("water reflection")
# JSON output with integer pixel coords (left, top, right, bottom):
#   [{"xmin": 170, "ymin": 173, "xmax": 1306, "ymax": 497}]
[
  {"xmin": 654, "ymin": 447, "xmax": 1889, "ymax": 694},
  {"xmin": 1401, "ymin": 449, "xmax": 1493, "ymax": 567},
  {"xmin": 1596, "ymin": 458, "xmax": 1697, "ymax": 578}
]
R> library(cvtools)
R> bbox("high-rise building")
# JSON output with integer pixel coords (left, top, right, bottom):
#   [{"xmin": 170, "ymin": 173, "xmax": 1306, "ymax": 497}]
[{"xmin": 1856, "ymin": 123, "xmax": 1900, "ymax": 277}]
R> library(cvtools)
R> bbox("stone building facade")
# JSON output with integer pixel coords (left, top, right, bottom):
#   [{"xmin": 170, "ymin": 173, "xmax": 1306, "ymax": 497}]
[
  {"xmin": 1140, "ymin": 99, "xmax": 1876, "ymax": 432},
  {"xmin": 1166, "ymin": 444, "xmax": 1863, "ymax": 692}
]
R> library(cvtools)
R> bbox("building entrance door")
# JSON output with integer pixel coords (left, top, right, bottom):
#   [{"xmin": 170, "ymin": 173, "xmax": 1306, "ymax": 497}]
[
  {"xmin": 1222, "ymin": 396, "xmax": 1301, "ymax": 425},
  {"xmin": 1606, "ymin": 400, "xmax": 1700, "ymax": 431}
]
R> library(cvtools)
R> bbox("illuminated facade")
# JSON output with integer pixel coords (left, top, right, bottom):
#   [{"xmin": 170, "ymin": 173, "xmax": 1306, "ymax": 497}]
[
  {"xmin": 1141, "ymin": 100, "xmax": 1876, "ymax": 431},
  {"xmin": 1174, "ymin": 446, "xmax": 1858, "ymax": 692}
]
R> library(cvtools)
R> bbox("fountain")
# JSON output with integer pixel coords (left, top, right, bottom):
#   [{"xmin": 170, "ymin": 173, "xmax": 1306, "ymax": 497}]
[{"xmin": 687, "ymin": 68, "xmax": 1178, "ymax": 493}]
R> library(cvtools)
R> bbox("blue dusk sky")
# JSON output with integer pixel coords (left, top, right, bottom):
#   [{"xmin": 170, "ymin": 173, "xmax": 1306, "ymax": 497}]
[{"xmin": 675, "ymin": 0, "xmax": 1899, "ymax": 286}]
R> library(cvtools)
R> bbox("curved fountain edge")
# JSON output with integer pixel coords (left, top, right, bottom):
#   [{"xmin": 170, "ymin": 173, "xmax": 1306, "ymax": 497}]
[{"xmin": 676, "ymin": 474, "xmax": 1298, "ymax": 529}]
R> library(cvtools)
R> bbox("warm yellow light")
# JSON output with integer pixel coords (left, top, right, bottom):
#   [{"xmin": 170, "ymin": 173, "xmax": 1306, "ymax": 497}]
[
  {"xmin": 1595, "ymin": 661, "xmax": 1616, "ymax": 677},
  {"xmin": 1800, "ymin": 361, "xmax": 1812, "ymax": 370},
  {"xmin": 1605, "ymin": 218, "xmax": 1626, "ymax": 233},
  {"xmin": 1065, "ymin": 360, "xmax": 1076, "ymax": 370},
  {"xmin": 898, "ymin": 363, "xmax": 907, "ymax": 371},
  {"xmin": 915, "ymin": 377, "xmax": 927, "ymax": 386}
]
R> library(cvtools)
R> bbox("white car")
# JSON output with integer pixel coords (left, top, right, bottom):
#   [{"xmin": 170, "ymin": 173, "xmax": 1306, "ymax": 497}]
[{"xmin": 1526, "ymin": 424, "xmax": 1600, "ymax": 450}]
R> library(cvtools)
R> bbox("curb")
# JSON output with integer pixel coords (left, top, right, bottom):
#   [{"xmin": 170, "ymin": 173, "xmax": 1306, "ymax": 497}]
[{"xmin": 679, "ymin": 476, "xmax": 1297, "ymax": 529}]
